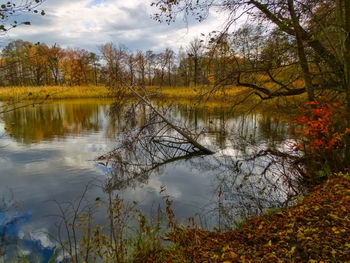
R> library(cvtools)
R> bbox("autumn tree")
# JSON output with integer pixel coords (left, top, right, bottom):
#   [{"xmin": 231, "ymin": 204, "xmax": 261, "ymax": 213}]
[
  {"xmin": 47, "ymin": 44, "xmax": 64, "ymax": 85},
  {"xmin": 206, "ymin": 33, "xmax": 235, "ymax": 86},
  {"xmin": 25, "ymin": 43, "xmax": 49, "ymax": 85},
  {"xmin": 73, "ymin": 48, "xmax": 93, "ymax": 85},
  {"xmin": 155, "ymin": 50, "xmax": 168, "ymax": 87},
  {"xmin": 135, "ymin": 50, "xmax": 146, "ymax": 87},
  {"xmin": 0, "ymin": 40, "xmax": 32, "ymax": 85},
  {"xmin": 187, "ymin": 38, "xmax": 203, "ymax": 87},
  {"xmin": 177, "ymin": 47, "xmax": 190, "ymax": 86},
  {"xmin": 100, "ymin": 43, "xmax": 127, "ymax": 89}
]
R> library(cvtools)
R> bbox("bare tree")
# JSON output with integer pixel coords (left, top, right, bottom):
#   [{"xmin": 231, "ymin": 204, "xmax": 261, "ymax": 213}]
[
  {"xmin": 187, "ymin": 38, "xmax": 203, "ymax": 87},
  {"xmin": 165, "ymin": 48, "xmax": 174, "ymax": 86},
  {"xmin": 100, "ymin": 43, "xmax": 127, "ymax": 90},
  {"xmin": 125, "ymin": 50, "xmax": 136, "ymax": 86},
  {"xmin": 145, "ymin": 50, "xmax": 156, "ymax": 86},
  {"xmin": 156, "ymin": 51, "xmax": 167, "ymax": 87},
  {"xmin": 136, "ymin": 50, "xmax": 146, "ymax": 87}
]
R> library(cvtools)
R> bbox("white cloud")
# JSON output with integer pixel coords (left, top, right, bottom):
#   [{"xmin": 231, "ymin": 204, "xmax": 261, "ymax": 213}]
[{"xmin": 3, "ymin": 0, "xmax": 228, "ymax": 53}]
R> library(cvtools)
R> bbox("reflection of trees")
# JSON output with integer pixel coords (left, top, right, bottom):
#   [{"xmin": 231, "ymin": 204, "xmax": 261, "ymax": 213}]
[
  {"xmin": 257, "ymin": 115, "xmax": 289, "ymax": 147},
  {"xmin": 172, "ymin": 104, "xmax": 290, "ymax": 149},
  {"xmin": 99, "ymin": 102, "xmax": 212, "ymax": 191},
  {"xmin": 1, "ymin": 98, "xmax": 287, "ymax": 149},
  {"xmin": 177, "ymin": 133, "xmax": 303, "ymax": 230},
  {"xmin": 100, "ymin": 101, "xmax": 298, "ymax": 229},
  {"xmin": 98, "ymin": 97, "xmax": 299, "ymax": 231},
  {"xmin": 209, "ymin": 149, "xmax": 302, "ymax": 230},
  {"xmin": 1, "ymin": 101, "xmax": 104, "ymax": 144},
  {"xmin": 100, "ymin": 100, "xmax": 293, "ymax": 190},
  {"xmin": 176, "ymin": 104, "xmax": 230, "ymax": 149},
  {"xmin": 204, "ymin": 114, "xmax": 302, "ymax": 230},
  {"xmin": 1, "ymin": 97, "xmax": 297, "ymax": 229}
]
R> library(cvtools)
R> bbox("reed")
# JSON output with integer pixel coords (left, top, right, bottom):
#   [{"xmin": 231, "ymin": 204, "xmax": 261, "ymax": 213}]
[
  {"xmin": 0, "ymin": 85, "xmax": 307, "ymax": 114},
  {"xmin": 153, "ymin": 85, "xmax": 249, "ymax": 100},
  {"xmin": 0, "ymin": 85, "xmax": 251, "ymax": 101},
  {"xmin": 0, "ymin": 85, "xmax": 112, "ymax": 101}
]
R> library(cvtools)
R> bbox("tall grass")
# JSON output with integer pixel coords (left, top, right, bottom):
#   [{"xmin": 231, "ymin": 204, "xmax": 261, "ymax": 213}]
[
  {"xmin": 0, "ymin": 85, "xmax": 112, "ymax": 101},
  {"xmin": 0, "ymin": 85, "xmax": 307, "ymax": 115},
  {"xmin": 153, "ymin": 85, "xmax": 308, "ymax": 113},
  {"xmin": 0, "ymin": 85, "xmax": 250, "ymax": 101},
  {"xmin": 152, "ymin": 85, "xmax": 249, "ymax": 100}
]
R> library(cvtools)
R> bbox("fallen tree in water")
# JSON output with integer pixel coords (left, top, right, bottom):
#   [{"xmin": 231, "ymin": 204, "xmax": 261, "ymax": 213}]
[{"xmin": 98, "ymin": 84, "xmax": 214, "ymax": 191}]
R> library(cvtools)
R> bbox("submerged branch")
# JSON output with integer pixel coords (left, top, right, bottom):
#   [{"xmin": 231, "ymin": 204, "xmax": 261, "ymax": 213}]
[{"xmin": 127, "ymin": 84, "xmax": 214, "ymax": 155}]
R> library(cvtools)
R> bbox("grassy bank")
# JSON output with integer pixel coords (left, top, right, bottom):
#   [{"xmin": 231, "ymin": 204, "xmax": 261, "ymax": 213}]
[
  {"xmin": 0, "ymin": 85, "xmax": 306, "ymax": 107},
  {"xmin": 0, "ymin": 85, "xmax": 250, "ymax": 101},
  {"xmin": 152, "ymin": 174, "xmax": 350, "ymax": 262},
  {"xmin": 0, "ymin": 85, "xmax": 112, "ymax": 100},
  {"xmin": 0, "ymin": 85, "xmax": 246, "ymax": 99},
  {"xmin": 153, "ymin": 85, "xmax": 307, "ymax": 114},
  {"xmin": 0, "ymin": 85, "xmax": 308, "ymax": 116}
]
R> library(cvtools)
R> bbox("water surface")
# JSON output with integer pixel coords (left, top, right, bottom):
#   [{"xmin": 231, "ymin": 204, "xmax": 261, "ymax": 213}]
[{"xmin": 0, "ymin": 99, "xmax": 292, "ymax": 259}]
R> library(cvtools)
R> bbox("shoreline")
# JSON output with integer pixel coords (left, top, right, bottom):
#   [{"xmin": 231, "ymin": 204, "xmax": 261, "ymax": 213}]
[
  {"xmin": 0, "ymin": 85, "xmax": 307, "ymax": 113},
  {"xmin": 154, "ymin": 174, "xmax": 350, "ymax": 262}
]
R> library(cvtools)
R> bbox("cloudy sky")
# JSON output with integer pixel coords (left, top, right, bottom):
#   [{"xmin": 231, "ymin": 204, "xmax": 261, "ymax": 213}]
[{"xmin": 2, "ymin": 0, "xmax": 229, "ymax": 53}]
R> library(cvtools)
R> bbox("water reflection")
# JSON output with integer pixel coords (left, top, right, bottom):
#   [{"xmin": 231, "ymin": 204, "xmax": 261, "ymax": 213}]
[
  {"xmin": 0, "ymin": 191, "xmax": 57, "ymax": 262},
  {"xmin": 0, "ymin": 99, "xmax": 294, "ymax": 260},
  {"xmin": 101, "ymin": 100, "xmax": 295, "ymax": 229},
  {"xmin": 0, "ymin": 100, "xmax": 288, "ymax": 149},
  {"xmin": 1, "ymin": 100, "xmax": 110, "ymax": 144}
]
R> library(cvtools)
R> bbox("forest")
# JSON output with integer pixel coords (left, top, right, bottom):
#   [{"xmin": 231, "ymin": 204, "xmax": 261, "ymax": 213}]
[{"xmin": 0, "ymin": 35, "xmax": 281, "ymax": 89}]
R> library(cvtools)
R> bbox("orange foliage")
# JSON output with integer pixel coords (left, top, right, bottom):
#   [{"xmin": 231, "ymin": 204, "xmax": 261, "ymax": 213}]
[{"xmin": 291, "ymin": 97, "xmax": 349, "ymax": 151}]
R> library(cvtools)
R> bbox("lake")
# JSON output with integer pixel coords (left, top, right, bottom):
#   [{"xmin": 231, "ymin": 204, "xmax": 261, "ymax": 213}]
[{"xmin": 0, "ymin": 99, "xmax": 294, "ymax": 260}]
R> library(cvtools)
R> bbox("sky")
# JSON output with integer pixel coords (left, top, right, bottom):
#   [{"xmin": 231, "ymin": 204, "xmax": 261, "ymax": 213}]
[{"xmin": 1, "ymin": 0, "xmax": 230, "ymax": 53}]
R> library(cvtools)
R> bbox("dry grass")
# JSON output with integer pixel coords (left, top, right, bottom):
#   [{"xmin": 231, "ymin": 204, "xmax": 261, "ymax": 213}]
[
  {"xmin": 0, "ymin": 85, "xmax": 112, "ymax": 101},
  {"xmin": 0, "ymin": 85, "xmax": 307, "ymax": 115},
  {"xmin": 0, "ymin": 85, "xmax": 252, "ymax": 104},
  {"xmin": 151, "ymin": 85, "xmax": 307, "ymax": 114},
  {"xmin": 152, "ymin": 85, "xmax": 249, "ymax": 100}
]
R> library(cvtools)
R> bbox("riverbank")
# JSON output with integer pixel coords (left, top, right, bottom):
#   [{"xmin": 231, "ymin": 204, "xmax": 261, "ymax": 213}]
[
  {"xmin": 0, "ymin": 85, "xmax": 307, "ymax": 113},
  {"xmin": 149, "ymin": 174, "xmax": 350, "ymax": 262},
  {"xmin": 0, "ymin": 85, "xmax": 249, "ymax": 101},
  {"xmin": 0, "ymin": 85, "xmax": 111, "ymax": 100}
]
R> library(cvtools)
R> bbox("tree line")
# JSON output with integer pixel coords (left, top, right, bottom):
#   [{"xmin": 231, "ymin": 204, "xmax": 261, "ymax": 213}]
[
  {"xmin": 1, "ymin": 29, "xmax": 305, "ymax": 90},
  {"xmin": 0, "ymin": 38, "xmax": 238, "ymax": 88}
]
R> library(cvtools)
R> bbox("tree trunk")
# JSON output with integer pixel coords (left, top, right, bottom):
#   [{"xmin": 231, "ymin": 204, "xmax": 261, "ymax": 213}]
[
  {"xmin": 344, "ymin": 0, "xmax": 350, "ymax": 166},
  {"xmin": 194, "ymin": 57, "xmax": 198, "ymax": 87},
  {"xmin": 287, "ymin": 0, "xmax": 314, "ymax": 101}
]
